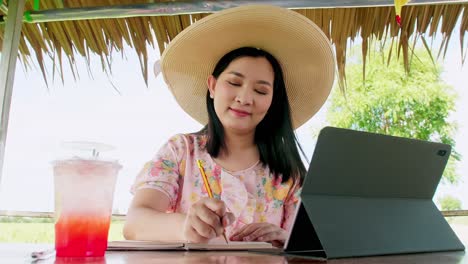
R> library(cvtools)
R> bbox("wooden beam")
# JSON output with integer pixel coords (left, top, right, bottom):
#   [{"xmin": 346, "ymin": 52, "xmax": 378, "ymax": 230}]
[
  {"xmin": 0, "ymin": 0, "xmax": 25, "ymax": 188},
  {"xmin": 443, "ymin": 210, "xmax": 468, "ymax": 217},
  {"xmin": 19, "ymin": 0, "xmax": 468, "ymax": 24},
  {"xmin": 0, "ymin": 210, "xmax": 126, "ymax": 221},
  {"xmin": 1, "ymin": 210, "xmax": 467, "ymax": 220}
]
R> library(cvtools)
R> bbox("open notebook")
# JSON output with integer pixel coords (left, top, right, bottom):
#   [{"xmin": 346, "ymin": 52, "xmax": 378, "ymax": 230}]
[{"xmin": 107, "ymin": 240, "xmax": 273, "ymax": 251}]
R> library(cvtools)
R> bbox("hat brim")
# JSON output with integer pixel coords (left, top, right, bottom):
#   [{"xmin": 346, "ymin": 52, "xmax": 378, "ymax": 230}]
[{"xmin": 161, "ymin": 5, "xmax": 336, "ymax": 129}]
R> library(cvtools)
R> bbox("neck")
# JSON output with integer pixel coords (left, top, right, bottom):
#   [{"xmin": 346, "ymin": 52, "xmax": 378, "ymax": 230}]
[{"xmin": 220, "ymin": 129, "xmax": 256, "ymax": 157}]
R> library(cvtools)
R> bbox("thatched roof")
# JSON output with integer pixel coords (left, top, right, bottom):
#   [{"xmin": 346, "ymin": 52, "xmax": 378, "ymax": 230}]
[{"xmin": 1, "ymin": 0, "xmax": 467, "ymax": 86}]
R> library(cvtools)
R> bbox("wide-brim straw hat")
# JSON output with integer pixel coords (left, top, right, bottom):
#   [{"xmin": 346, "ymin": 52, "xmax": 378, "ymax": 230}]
[{"xmin": 161, "ymin": 4, "xmax": 336, "ymax": 129}]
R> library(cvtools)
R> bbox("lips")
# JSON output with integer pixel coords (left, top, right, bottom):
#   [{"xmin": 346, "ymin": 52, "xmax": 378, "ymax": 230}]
[{"xmin": 229, "ymin": 108, "xmax": 251, "ymax": 117}]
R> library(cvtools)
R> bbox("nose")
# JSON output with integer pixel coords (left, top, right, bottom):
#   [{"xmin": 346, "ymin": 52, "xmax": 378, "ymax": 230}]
[{"xmin": 235, "ymin": 86, "xmax": 253, "ymax": 105}]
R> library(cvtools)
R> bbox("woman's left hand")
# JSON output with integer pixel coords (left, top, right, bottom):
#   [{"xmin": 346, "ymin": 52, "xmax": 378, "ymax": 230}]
[{"xmin": 229, "ymin": 223, "xmax": 287, "ymax": 248}]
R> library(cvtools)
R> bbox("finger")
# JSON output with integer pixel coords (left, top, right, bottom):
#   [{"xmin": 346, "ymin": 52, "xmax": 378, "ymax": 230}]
[
  {"xmin": 190, "ymin": 214, "xmax": 216, "ymax": 239},
  {"xmin": 229, "ymin": 224, "xmax": 250, "ymax": 240},
  {"xmin": 271, "ymin": 240, "xmax": 285, "ymax": 248},
  {"xmin": 255, "ymin": 226, "xmax": 287, "ymax": 244},
  {"xmin": 222, "ymin": 212, "xmax": 236, "ymax": 227},
  {"xmin": 202, "ymin": 198, "xmax": 227, "ymax": 217},
  {"xmin": 185, "ymin": 225, "xmax": 210, "ymax": 243},
  {"xmin": 246, "ymin": 225, "xmax": 278, "ymax": 241},
  {"xmin": 255, "ymin": 230, "xmax": 285, "ymax": 242},
  {"xmin": 230, "ymin": 223, "xmax": 261, "ymax": 241},
  {"xmin": 196, "ymin": 205, "xmax": 224, "ymax": 236}
]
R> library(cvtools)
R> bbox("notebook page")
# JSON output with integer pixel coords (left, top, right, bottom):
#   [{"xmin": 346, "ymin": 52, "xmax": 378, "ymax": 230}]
[
  {"xmin": 107, "ymin": 240, "xmax": 185, "ymax": 251},
  {"xmin": 185, "ymin": 241, "xmax": 273, "ymax": 251}
]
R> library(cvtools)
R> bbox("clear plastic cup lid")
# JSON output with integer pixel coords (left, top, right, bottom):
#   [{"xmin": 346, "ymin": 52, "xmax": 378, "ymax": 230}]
[{"xmin": 54, "ymin": 141, "xmax": 120, "ymax": 164}]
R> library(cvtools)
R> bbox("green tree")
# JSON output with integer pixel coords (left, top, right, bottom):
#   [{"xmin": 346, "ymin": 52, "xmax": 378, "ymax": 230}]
[
  {"xmin": 327, "ymin": 45, "xmax": 460, "ymax": 184},
  {"xmin": 438, "ymin": 195, "xmax": 462, "ymax": 211}
]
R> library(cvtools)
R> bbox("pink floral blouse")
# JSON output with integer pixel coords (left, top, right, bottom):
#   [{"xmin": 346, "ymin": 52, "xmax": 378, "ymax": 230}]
[{"xmin": 131, "ymin": 133, "xmax": 302, "ymax": 237}]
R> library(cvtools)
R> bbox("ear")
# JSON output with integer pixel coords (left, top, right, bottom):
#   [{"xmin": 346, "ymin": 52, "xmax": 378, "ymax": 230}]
[{"xmin": 207, "ymin": 75, "xmax": 216, "ymax": 99}]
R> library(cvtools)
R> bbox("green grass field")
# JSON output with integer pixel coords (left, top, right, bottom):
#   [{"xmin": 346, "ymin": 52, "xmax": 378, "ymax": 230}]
[
  {"xmin": 0, "ymin": 221, "xmax": 125, "ymax": 243},
  {"xmin": 1, "ymin": 217, "xmax": 467, "ymax": 244}
]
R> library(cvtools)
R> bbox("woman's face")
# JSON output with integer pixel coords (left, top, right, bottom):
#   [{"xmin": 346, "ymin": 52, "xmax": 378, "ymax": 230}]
[{"xmin": 208, "ymin": 56, "xmax": 274, "ymax": 134}]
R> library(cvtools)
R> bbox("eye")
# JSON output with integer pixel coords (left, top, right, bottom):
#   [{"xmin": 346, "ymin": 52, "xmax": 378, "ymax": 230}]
[
  {"xmin": 227, "ymin": 81, "xmax": 241, "ymax": 87},
  {"xmin": 255, "ymin": 90, "xmax": 268, "ymax": 95}
]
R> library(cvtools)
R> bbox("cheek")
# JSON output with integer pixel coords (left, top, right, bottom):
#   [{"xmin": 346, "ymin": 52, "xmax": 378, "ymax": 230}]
[
  {"xmin": 213, "ymin": 98, "xmax": 224, "ymax": 115},
  {"xmin": 215, "ymin": 85, "xmax": 236, "ymax": 102},
  {"xmin": 257, "ymin": 97, "xmax": 273, "ymax": 114},
  {"xmin": 213, "ymin": 89, "xmax": 233, "ymax": 113}
]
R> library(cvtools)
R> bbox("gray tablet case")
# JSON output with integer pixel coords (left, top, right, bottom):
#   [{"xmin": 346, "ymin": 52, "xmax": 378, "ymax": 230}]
[{"xmin": 285, "ymin": 126, "xmax": 465, "ymax": 259}]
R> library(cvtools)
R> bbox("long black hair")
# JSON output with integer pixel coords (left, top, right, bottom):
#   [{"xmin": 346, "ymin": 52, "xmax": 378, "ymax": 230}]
[{"xmin": 202, "ymin": 47, "xmax": 306, "ymax": 184}]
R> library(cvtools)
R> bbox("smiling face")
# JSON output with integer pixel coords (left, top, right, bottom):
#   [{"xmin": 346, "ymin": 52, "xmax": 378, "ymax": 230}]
[{"xmin": 207, "ymin": 56, "xmax": 274, "ymax": 134}]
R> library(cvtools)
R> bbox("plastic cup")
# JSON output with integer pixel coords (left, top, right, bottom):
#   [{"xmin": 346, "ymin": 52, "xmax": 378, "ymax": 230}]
[{"xmin": 53, "ymin": 143, "xmax": 121, "ymax": 257}]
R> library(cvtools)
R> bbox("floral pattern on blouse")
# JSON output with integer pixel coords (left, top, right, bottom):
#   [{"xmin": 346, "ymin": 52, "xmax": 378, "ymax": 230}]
[{"xmin": 132, "ymin": 133, "xmax": 302, "ymax": 236}]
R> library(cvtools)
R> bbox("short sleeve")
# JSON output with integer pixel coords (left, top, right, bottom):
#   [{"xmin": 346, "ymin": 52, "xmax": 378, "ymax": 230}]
[
  {"xmin": 131, "ymin": 134, "xmax": 187, "ymax": 209},
  {"xmin": 281, "ymin": 179, "xmax": 302, "ymax": 232}
]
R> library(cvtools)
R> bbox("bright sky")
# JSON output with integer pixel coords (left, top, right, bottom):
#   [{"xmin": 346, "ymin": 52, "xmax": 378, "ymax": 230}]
[{"xmin": 0, "ymin": 31, "xmax": 466, "ymax": 214}]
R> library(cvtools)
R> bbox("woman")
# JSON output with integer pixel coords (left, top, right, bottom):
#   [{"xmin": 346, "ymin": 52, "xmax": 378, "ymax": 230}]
[{"xmin": 124, "ymin": 5, "xmax": 335, "ymax": 248}]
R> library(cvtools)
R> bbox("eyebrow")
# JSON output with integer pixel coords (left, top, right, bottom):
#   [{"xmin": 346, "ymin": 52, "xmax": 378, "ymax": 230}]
[{"xmin": 227, "ymin": 71, "xmax": 272, "ymax": 87}]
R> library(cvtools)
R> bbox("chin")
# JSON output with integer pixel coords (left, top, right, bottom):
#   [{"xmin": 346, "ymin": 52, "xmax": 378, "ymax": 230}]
[{"xmin": 225, "ymin": 123, "xmax": 255, "ymax": 134}]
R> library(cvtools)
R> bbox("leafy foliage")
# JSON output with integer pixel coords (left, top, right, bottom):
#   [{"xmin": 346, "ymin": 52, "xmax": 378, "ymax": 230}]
[
  {"xmin": 438, "ymin": 195, "xmax": 463, "ymax": 211},
  {"xmin": 327, "ymin": 45, "xmax": 460, "ymax": 184}
]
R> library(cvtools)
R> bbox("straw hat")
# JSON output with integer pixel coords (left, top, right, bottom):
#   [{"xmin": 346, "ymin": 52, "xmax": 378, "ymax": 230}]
[{"xmin": 161, "ymin": 5, "xmax": 336, "ymax": 129}]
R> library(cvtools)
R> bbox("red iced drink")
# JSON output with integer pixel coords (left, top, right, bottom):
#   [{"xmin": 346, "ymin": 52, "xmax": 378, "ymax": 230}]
[
  {"xmin": 53, "ymin": 152, "xmax": 121, "ymax": 258},
  {"xmin": 55, "ymin": 214, "xmax": 111, "ymax": 257}
]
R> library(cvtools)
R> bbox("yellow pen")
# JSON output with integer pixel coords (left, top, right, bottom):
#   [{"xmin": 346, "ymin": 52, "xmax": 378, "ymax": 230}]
[{"xmin": 196, "ymin": 159, "xmax": 229, "ymax": 244}]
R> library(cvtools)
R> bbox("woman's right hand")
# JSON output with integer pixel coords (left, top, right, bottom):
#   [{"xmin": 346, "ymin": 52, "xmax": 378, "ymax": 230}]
[{"xmin": 183, "ymin": 197, "xmax": 235, "ymax": 243}]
